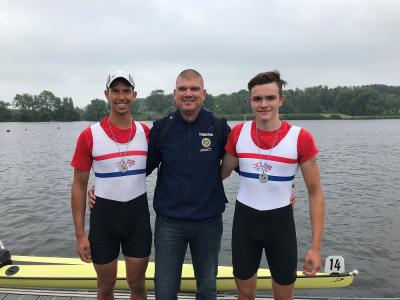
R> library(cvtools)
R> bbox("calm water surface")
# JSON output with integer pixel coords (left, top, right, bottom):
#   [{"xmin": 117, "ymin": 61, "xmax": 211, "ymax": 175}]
[{"xmin": 0, "ymin": 120, "xmax": 399, "ymax": 297}]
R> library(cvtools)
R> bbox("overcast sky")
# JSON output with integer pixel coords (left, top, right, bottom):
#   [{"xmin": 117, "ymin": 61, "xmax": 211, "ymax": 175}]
[{"xmin": 1, "ymin": 0, "xmax": 399, "ymax": 107}]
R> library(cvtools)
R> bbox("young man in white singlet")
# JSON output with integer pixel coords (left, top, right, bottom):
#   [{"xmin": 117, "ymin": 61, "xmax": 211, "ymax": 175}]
[
  {"xmin": 221, "ymin": 70, "xmax": 324, "ymax": 300},
  {"xmin": 71, "ymin": 71, "xmax": 151, "ymax": 300}
]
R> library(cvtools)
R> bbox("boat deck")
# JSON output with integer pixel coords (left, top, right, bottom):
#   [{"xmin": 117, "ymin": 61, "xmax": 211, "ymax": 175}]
[
  {"xmin": 3, "ymin": 288, "xmax": 398, "ymax": 300},
  {"xmin": 0, "ymin": 287, "xmax": 251, "ymax": 300}
]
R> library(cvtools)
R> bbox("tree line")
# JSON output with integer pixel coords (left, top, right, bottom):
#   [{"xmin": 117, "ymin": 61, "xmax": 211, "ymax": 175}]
[{"xmin": 1, "ymin": 84, "xmax": 400, "ymax": 122}]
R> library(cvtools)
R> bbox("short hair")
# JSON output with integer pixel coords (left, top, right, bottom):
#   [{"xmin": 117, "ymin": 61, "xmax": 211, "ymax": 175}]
[
  {"xmin": 176, "ymin": 69, "xmax": 204, "ymax": 85},
  {"xmin": 247, "ymin": 70, "xmax": 287, "ymax": 95}
]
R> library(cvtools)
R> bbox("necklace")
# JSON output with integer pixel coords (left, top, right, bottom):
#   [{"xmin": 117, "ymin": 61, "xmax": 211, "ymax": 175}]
[
  {"xmin": 255, "ymin": 122, "xmax": 280, "ymax": 183},
  {"xmin": 107, "ymin": 117, "xmax": 132, "ymax": 173}
]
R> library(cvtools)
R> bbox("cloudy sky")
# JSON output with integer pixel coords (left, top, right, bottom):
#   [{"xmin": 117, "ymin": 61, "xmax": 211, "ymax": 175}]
[{"xmin": 1, "ymin": 0, "xmax": 399, "ymax": 107}]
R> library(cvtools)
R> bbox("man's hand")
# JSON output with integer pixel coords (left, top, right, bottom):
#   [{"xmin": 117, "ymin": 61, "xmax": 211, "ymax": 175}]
[
  {"xmin": 303, "ymin": 247, "xmax": 321, "ymax": 276},
  {"xmin": 290, "ymin": 184, "xmax": 296, "ymax": 208},
  {"xmin": 290, "ymin": 192, "xmax": 296, "ymax": 208},
  {"xmin": 88, "ymin": 185, "xmax": 96, "ymax": 209},
  {"xmin": 76, "ymin": 235, "xmax": 92, "ymax": 263}
]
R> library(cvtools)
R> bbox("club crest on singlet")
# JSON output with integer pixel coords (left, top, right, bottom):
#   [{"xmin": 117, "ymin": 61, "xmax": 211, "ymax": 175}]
[
  {"xmin": 116, "ymin": 159, "xmax": 136, "ymax": 170},
  {"xmin": 253, "ymin": 162, "xmax": 272, "ymax": 173}
]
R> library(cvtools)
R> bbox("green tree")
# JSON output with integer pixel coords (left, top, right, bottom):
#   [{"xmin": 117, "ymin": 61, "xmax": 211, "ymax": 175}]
[
  {"xmin": 145, "ymin": 90, "xmax": 174, "ymax": 113},
  {"xmin": 349, "ymin": 87, "xmax": 382, "ymax": 115},
  {"xmin": 334, "ymin": 88, "xmax": 356, "ymax": 115},
  {"xmin": 231, "ymin": 90, "xmax": 251, "ymax": 113},
  {"xmin": 203, "ymin": 94, "xmax": 214, "ymax": 111},
  {"xmin": 61, "ymin": 97, "xmax": 81, "ymax": 121},
  {"xmin": 319, "ymin": 85, "xmax": 336, "ymax": 112},
  {"xmin": 132, "ymin": 98, "xmax": 144, "ymax": 114},
  {"xmin": 12, "ymin": 93, "xmax": 36, "ymax": 121},
  {"xmin": 35, "ymin": 90, "xmax": 61, "ymax": 121},
  {"xmin": 214, "ymin": 94, "xmax": 237, "ymax": 114},
  {"xmin": 382, "ymin": 94, "xmax": 400, "ymax": 115},
  {"xmin": 162, "ymin": 93, "xmax": 176, "ymax": 114},
  {"xmin": 282, "ymin": 89, "xmax": 299, "ymax": 114},
  {"xmin": 85, "ymin": 99, "xmax": 108, "ymax": 121},
  {"xmin": 0, "ymin": 101, "xmax": 12, "ymax": 121}
]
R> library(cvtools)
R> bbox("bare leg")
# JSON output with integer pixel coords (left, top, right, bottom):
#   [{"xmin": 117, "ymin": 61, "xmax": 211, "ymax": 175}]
[
  {"xmin": 125, "ymin": 256, "xmax": 149, "ymax": 300},
  {"xmin": 93, "ymin": 259, "xmax": 118, "ymax": 300},
  {"xmin": 235, "ymin": 273, "xmax": 257, "ymax": 300},
  {"xmin": 271, "ymin": 279, "xmax": 294, "ymax": 300}
]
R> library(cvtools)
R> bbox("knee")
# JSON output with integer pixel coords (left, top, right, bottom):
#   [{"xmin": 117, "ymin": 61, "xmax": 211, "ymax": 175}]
[
  {"xmin": 127, "ymin": 277, "xmax": 146, "ymax": 295},
  {"xmin": 237, "ymin": 289, "xmax": 256, "ymax": 300},
  {"xmin": 272, "ymin": 286, "xmax": 293, "ymax": 300},
  {"xmin": 235, "ymin": 276, "xmax": 257, "ymax": 300},
  {"xmin": 97, "ymin": 277, "xmax": 116, "ymax": 296},
  {"xmin": 236, "ymin": 281, "xmax": 256, "ymax": 300},
  {"xmin": 273, "ymin": 295, "xmax": 293, "ymax": 300},
  {"xmin": 273, "ymin": 291, "xmax": 294, "ymax": 300},
  {"xmin": 272, "ymin": 282, "xmax": 294, "ymax": 300}
]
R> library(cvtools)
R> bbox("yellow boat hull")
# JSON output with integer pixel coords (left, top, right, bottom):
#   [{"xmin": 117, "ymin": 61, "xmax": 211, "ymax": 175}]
[{"xmin": 0, "ymin": 255, "xmax": 355, "ymax": 291}]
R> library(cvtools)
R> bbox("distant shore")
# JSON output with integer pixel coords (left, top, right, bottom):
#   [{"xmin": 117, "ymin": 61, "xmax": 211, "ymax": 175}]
[
  {"xmin": 2, "ymin": 113, "xmax": 400, "ymax": 122},
  {"xmin": 132, "ymin": 113, "xmax": 400, "ymax": 121}
]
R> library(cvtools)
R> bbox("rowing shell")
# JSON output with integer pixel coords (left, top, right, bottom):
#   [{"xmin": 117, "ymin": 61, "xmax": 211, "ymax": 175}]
[{"xmin": 0, "ymin": 255, "xmax": 357, "ymax": 292}]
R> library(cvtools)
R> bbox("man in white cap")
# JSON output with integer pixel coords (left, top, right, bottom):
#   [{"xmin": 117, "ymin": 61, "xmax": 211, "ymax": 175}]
[{"xmin": 71, "ymin": 71, "xmax": 151, "ymax": 300}]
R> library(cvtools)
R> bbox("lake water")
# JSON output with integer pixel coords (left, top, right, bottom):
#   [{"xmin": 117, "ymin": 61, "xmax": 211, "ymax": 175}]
[{"xmin": 0, "ymin": 120, "xmax": 399, "ymax": 298}]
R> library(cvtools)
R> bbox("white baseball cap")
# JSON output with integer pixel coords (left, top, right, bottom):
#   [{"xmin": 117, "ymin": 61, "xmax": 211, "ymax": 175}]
[{"xmin": 106, "ymin": 70, "xmax": 135, "ymax": 88}]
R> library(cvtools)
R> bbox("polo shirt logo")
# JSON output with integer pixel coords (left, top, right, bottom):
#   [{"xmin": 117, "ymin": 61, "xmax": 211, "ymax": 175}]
[{"xmin": 201, "ymin": 138, "xmax": 211, "ymax": 148}]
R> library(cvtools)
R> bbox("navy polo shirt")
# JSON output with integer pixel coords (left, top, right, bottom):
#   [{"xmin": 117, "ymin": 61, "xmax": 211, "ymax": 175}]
[{"xmin": 147, "ymin": 108, "xmax": 230, "ymax": 221}]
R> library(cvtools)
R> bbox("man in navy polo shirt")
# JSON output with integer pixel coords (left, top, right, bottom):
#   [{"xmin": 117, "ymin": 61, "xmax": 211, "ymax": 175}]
[{"xmin": 147, "ymin": 69, "xmax": 230, "ymax": 300}]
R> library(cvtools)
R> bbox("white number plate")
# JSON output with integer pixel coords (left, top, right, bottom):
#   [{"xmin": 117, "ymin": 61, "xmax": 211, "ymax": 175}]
[{"xmin": 325, "ymin": 255, "xmax": 345, "ymax": 274}]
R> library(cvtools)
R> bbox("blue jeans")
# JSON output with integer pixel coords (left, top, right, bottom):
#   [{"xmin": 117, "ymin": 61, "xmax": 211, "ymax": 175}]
[{"xmin": 154, "ymin": 215, "xmax": 223, "ymax": 300}]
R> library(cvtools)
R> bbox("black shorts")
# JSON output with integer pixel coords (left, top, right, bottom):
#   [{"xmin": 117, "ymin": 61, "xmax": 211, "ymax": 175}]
[
  {"xmin": 232, "ymin": 200, "xmax": 297, "ymax": 285},
  {"xmin": 89, "ymin": 193, "xmax": 152, "ymax": 265}
]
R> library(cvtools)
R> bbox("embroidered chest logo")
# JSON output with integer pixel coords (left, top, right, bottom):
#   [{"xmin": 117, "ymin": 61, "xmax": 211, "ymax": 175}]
[
  {"xmin": 201, "ymin": 138, "xmax": 211, "ymax": 148},
  {"xmin": 199, "ymin": 132, "xmax": 213, "ymax": 152},
  {"xmin": 116, "ymin": 159, "xmax": 136, "ymax": 170},
  {"xmin": 253, "ymin": 162, "xmax": 272, "ymax": 173}
]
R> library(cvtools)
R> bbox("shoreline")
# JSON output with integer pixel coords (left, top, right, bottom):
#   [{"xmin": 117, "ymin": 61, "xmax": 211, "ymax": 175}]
[
  {"xmin": 1, "ymin": 114, "xmax": 400, "ymax": 122},
  {"xmin": 133, "ymin": 113, "xmax": 400, "ymax": 121}
]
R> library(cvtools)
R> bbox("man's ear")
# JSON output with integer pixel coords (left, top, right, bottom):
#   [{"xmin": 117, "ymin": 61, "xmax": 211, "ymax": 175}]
[{"xmin": 279, "ymin": 95, "xmax": 285, "ymax": 106}]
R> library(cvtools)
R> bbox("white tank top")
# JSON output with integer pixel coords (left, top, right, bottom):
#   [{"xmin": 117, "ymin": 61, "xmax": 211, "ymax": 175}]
[
  {"xmin": 236, "ymin": 121, "xmax": 300, "ymax": 210},
  {"xmin": 91, "ymin": 121, "xmax": 147, "ymax": 202}
]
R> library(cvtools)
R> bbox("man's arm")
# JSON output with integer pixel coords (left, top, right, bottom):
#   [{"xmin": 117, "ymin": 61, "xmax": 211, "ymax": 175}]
[
  {"xmin": 146, "ymin": 123, "xmax": 161, "ymax": 176},
  {"xmin": 300, "ymin": 156, "xmax": 325, "ymax": 276},
  {"xmin": 221, "ymin": 152, "xmax": 239, "ymax": 180},
  {"xmin": 71, "ymin": 168, "xmax": 91, "ymax": 263}
]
